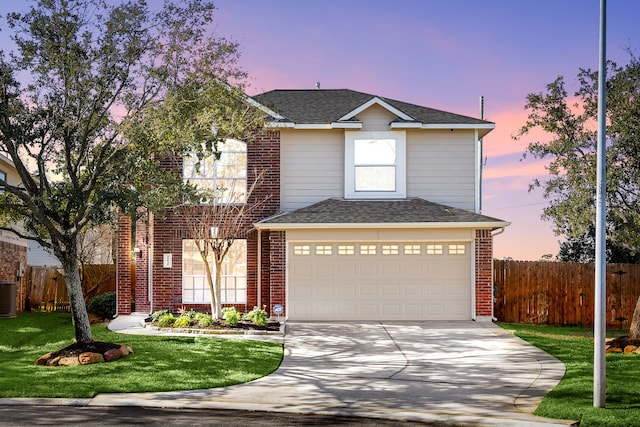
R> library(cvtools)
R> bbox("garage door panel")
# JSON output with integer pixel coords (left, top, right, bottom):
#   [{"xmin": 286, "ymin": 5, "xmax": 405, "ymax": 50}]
[
  {"xmin": 316, "ymin": 283, "xmax": 334, "ymax": 298},
  {"xmin": 380, "ymin": 263, "xmax": 401, "ymax": 276},
  {"xmin": 404, "ymin": 304, "xmax": 422, "ymax": 316},
  {"xmin": 403, "ymin": 283, "xmax": 422, "ymax": 297},
  {"xmin": 360, "ymin": 304, "xmax": 379, "ymax": 316},
  {"xmin": 359, "ymin": 284, "xmax": 378, "ymax": 296},
  {"xmin": 336, "ymin": 282, "xmax": 357, "ymax": 297},
  {"xmin": 337, "ymin": 304, "xmax": 356, "ymax": 316},
  {"xmin": 382, "ymin": 304, "xmax": 401, "ymax": 316},
  {"xmin": 382, "ymin": 284, "xmax": 401, "ymax": 296},
  {"xmin": 288, "ymin": 242, "xmax": 471, "ymax": 321}
]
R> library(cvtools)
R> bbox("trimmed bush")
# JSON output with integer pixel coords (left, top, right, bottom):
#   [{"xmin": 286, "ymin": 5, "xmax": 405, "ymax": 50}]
[
  {"xmin": 157, "ymin": 313, "xmax": 176, "ymax": 327},
  {"xmin": 222, "ymin": 307, "xmax": 240, "ymax": 326},
  {"xmin": 87, "ymin": 292, "xmax": 116, "ymax": 319},
  {"xmin": 173, "ymin": 315, "xmax": 192, "ymax": 328},
  {"xmin": 151, "ymin": 309, "xmax": 171, "ymax": 322},
  {"xmin": 195, "ymin": 313, "xmax": 213, "ymax": 327},
  {"xmin": 244, "ymin": 306, "xmax": 268, "ymax": 326}
]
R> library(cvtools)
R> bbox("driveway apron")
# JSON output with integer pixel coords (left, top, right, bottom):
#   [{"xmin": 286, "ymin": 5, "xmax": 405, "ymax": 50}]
[{"xmin": 90, "ymin": 321, "xmax": 573, "ymax": 426}]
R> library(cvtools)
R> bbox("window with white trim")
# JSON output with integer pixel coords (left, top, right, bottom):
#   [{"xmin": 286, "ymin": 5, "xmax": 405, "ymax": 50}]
[
  {"xmin": 338, "ymin": 245, "xmax": 355, "ymax": 255},
  {"xmin": 316, "ymin": 245, "xmax": 333, "ymax": 255},
  {"xmin": 449, "ymin": 244, "xmax": 466, "ymax": 255},
  {"xmin": 0, "ymin": 170, "xmax": 5, "ymax": 194},
  {"xmin": 404, "ymin": 244, "xmax": 421, "ymax": 255},
  {"xmin": 426, "ymin": 244, "xmax": 444, "ymax": 255},
  {"xmin": 293, "ymin": 245, "xmax": 311, "ymax": 255},
  {"xmin": 381, "ymin": 244, "xmax": 399, "ymax": 255},
  {"xmin": 360, "ymin": 244, "xmax": 377, "ymax": 255},
  {"xmin": 182, "ymin": 239, "xmax": 247, "ymax": 304},
  {"xmin": 345, "ymin": 131, "xmax": 406, "ymax": 198},
  {"xmin": 183, "ymin": 139, "xmax": 247, "ymax": 204}
]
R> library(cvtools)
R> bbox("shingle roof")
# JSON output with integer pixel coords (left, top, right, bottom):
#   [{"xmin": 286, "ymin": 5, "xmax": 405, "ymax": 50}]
[
  {"xmin": 252, "ymin": 89, "xmax": 492, "ymax": 126},
  {"xmin": 257, "ymin": 198, "xmax": 509, "ymax": 228}
]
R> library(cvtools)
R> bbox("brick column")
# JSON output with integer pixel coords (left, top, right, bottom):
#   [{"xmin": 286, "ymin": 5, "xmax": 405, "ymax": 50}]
[
  {"xmin": 475, "ymin": 229, "xmax": 493, "ymax": 319},
  {"xmin": 269, "ymin": 231, "xmax": 286, "ymax": 317},
  {"xmin": 116, "ymin": 214, "xmax": 132, "ymax": 315},
  {"xmin": 134, "ymin": 209, "xmax": 150, "ymax": 313}
]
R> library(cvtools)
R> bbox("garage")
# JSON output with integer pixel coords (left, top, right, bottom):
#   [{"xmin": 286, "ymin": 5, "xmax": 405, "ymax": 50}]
[{"xmin": 287, "ymin": 241, "xmax": 472, "ymax": 321}]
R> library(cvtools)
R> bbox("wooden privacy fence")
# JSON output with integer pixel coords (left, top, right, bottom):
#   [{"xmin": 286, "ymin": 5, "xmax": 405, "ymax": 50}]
[
  {"xmin": 24, "ymin": 264, "xmax": 115, "ymax": 312},
  {"xmin": 494, "ymin": 260, "xmax": 640, "ymax": 328}
]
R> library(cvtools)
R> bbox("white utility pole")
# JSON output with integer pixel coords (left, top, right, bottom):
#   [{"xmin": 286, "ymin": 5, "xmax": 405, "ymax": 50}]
[{"xmin": 594, "ymin": 0, "xmax": 607, "ymax": 408}]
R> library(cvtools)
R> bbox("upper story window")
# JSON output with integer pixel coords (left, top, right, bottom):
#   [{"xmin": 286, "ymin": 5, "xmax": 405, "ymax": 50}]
[
  {"xmin": 0, "ymin": 170, "xmax": 5, "ymax": 194},
  {"xmin": 345, "ymin": 131, "xmax": 406, "ymax": 199},
  {"xmin": 183, "ymin": 139, "xmax": 247, "ymax": 204}
]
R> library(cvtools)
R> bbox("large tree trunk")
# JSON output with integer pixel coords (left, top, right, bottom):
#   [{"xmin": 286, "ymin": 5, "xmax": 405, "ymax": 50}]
[
  {"xmin": 203, "ymin": 259, "xmax": 218, "ymax": 320},
  {"xmin": 630, "ymin": 296, "xmax": 640, "ymax": 339},
  {"xmin": 62, "ymin": 258, "xmax": 94, "ymax": 343},
  {"xmin": 213, "ymin": 255, "xmax": 223, "ymax": 320}
]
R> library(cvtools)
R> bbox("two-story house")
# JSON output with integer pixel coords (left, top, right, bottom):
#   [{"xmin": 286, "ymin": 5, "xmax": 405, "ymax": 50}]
[{"xmin": 116, "ymin": 89, "xmax": 509, "ymax": 321}]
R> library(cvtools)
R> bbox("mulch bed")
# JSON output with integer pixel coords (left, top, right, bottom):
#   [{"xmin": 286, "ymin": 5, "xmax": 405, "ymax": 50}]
[
  {"xmin": 49, "ymin": 341, "xmax": 122, "ymax": 359},
  {"xmin": 145, "ymin": 318, "xmax": 282, "ymax": 333}
]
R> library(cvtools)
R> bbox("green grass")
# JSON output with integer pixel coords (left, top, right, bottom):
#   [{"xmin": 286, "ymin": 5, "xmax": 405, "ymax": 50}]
[
  {"xmin": 0, "ymin": 312, "xmax": 283, "ymax": 398},
  {"xmin": 500, "ymin": 323, "xmax": 640, "ymax": 427}
]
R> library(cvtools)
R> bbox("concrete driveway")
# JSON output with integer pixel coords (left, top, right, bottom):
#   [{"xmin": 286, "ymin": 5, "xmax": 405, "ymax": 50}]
[{"xmin": 91, "ymin": 319, "xmax": 574, "ymax": 426}]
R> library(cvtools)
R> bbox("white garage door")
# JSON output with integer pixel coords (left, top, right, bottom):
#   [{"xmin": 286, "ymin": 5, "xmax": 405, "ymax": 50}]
[{"xmin": 287, "ymin": 242, "xmax": 472, "ymax": 321}]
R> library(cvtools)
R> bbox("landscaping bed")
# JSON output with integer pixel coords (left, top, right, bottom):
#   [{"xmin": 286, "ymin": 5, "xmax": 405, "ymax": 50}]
[{"xmin": 145, "ymin": 307, "xmax": 284, "ymax": 335}]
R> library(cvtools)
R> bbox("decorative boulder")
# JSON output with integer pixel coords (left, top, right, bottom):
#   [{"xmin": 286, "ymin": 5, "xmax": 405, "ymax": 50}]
[
  {"xmin": 36, "ymin": 353, "xmax": 53, "ymax": 366},
  {"xmin": 79, "ymin": 352, "xmax": 105, "ymax": 365},
  {"xmin": 58, "ymin": 356, "xmax": 81, "ymax": 366},
  {"xmin": 103, "ymin": 348, "xmax": 123, "ymax": 361}
]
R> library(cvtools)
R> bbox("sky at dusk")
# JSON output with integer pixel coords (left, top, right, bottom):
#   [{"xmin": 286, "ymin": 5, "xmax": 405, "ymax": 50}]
[
  {"xmin": 211, "ymin": 0, "xmax": 640, "ymax": 260},
  {"xmin": 2, "ymin": 1, "xmax": 640, "ymax": 260}
]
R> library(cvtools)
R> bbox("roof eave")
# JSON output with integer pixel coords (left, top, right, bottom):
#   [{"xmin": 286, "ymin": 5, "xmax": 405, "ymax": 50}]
[{"xmin": 255, "ymin": 221, "xmax": 511, "ymax": 231}]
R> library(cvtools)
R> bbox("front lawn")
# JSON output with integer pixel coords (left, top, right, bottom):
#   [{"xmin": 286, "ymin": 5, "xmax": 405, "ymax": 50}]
[
  {"xmin": 501, "ymin": 323, "xmax": 640, "ymax": 427},
  {"xmin": 0, "ymin": 312, "xmax": 283, "ymax": 398}
]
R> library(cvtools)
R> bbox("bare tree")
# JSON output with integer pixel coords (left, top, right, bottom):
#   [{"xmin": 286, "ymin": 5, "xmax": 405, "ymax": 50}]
[{"xmin": 179, "ymin": 168, "xmax": 268, "ymax": 319}]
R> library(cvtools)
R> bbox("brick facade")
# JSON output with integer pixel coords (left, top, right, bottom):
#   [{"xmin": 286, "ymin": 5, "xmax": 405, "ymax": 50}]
[
  {"xmin": 117, "ymin": 131, "xmax": 281, "ymax": 315},
  {"xmin": 116, "ymin": 215, "xmax": 132, "ymax": 314},
  {"xmin": 0, "ymin": 240, "xmax": 27, "ymax": 314},
  {"xmin": 268, "ymin": 231, "xmax": 286, "ymax": 316},
  {"xmin": 474, "ymin": 229, "xmax": 494, "ymax": 319}
]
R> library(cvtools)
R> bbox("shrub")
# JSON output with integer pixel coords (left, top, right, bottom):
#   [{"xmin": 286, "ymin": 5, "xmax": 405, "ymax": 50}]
[
  {"xmin": 178, "ymin": 307, "xmax": 199, "ymax": 321},
  {"xmin": 244, "ymin": 306, "xmax": 269, "ymax": 326},
  {"xmin": 157, "ymin": 313, "xmax": 176, "ymax": 327},
  {"xmin": 196, "ymin": 313, "xmax": 213, "ymax": 328},
  {"xmin": 151, "ymin": 309, "xmax": 171, "ymax": 322},
  {"xmin": 173, "ymin": 315, "xmax": 192, "ymax": 328},
  {"xmin": 222, "ymin": 307, "xmax": 240, "ymax": 326},
  {"xmin": 87, "ymin": 292, "xmax": 116, "ymax": 319}
]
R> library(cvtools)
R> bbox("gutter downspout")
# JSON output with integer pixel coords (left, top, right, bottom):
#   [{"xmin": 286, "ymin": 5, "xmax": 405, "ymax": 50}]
[
  {"xmin": 257, "ymin": 228, "xmax": 262, "ymax": 309},
  {"xmin": 148, "ymin": 211, "xmax": 154, "ymax": 314}
]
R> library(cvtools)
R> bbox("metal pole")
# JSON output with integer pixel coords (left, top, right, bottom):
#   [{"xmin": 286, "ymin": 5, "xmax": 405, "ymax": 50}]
[
  {"xmin": 594, "ymin": 0, "xmax": 607, "ymax": 408},
  {"xmin": 478, "ymin": 96, "xmax": 484, "ymax": 213}
]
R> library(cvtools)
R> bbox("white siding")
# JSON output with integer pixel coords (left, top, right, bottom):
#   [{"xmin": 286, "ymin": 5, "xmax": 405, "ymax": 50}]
[
  {"xmin": 279, "ymin": 106, "xmax": 479, "ymax": 212},
  {"xmin": 406, "ymin": 129, "xmax": 476, "ymax": 210},
  {"xmin": 280, "ymin": 129, "xmax": 343, "ymax": 211},
  {"xmin": 358, "ymin": 104, "xmax": 396, "ymax": 131}
]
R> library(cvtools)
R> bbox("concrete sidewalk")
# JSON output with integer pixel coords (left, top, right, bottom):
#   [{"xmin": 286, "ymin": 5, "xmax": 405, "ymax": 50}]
[{"xmin": 88, "ymin": 317, "xmax": 575, "ymax": 426}]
